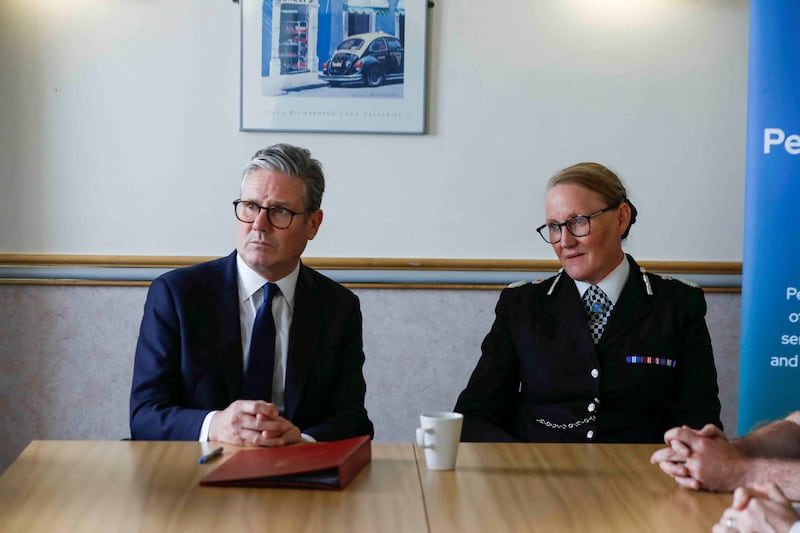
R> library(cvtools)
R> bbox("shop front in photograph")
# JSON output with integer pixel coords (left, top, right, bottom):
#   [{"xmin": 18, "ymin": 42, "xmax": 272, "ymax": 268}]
[{"xmin": 265, "ymin": 0, "xmax": 320, "ymax": 76}]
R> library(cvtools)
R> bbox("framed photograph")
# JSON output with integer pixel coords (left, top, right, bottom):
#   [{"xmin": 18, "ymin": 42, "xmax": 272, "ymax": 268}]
[{"xmin": 240, "ymin": 0, "xmax": 428, "ymax": 134}]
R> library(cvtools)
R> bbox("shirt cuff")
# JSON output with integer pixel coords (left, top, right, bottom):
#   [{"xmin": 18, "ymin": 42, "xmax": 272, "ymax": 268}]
[
  {"xmin": 199, "ymin": 411, "xmax": 218, "ymax": 442},
  {"xmin": 301, "ymin": 433, "xmax": 317, "ymax": 443},
  {"xmin": 788, "ymin": 521, "xmax": 800, "ymax": 533}
]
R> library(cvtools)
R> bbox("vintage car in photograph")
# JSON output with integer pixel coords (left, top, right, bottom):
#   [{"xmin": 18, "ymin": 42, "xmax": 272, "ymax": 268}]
[{"xmin": 319, "ymin": 32, "xmax": 404, "ymax": 87}]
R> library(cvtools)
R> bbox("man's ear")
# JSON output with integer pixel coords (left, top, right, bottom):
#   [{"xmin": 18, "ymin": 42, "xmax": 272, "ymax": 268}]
[{"xmin": 306, "ymin": 209, "xmax": 323, "ymax": 240}]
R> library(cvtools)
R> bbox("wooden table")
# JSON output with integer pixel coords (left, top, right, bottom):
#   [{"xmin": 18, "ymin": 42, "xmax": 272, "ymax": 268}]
[
  {"xmin": 416, "ymin": 442, "xmax": 732, "ymax": 533},
  {"xmin": 0, "ymin": 440, "xmax": 427, "ymax": 533},
  {"xmin": 0, "ymin": 440, "xmax": 733, "ymax": 532}
]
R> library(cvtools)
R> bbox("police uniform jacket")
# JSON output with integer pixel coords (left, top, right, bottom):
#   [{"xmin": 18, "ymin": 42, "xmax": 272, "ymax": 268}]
[{"xmin": 454, "ymin": 254, "xmax": 722, "ymax": 443}]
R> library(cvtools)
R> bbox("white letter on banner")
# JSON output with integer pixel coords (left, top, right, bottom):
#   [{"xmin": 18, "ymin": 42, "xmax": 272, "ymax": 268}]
[
  {"xmin": 764, "ymin": 128, "xmax": 785, "ymax": 154},
  {"xmin": 786, "ymin": 134, "xmax": 800, "ymax": 155}
]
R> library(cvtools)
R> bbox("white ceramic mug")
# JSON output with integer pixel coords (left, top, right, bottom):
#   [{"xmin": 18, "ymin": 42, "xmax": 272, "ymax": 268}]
[{"xmin": 415, "ymin": 411, "xmax": 464, "ymax": 470}]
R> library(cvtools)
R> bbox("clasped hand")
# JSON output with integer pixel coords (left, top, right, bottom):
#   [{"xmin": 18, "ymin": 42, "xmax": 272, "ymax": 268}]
[
  {"xmin": 649, "ymin": 424, "xmax": 745, "ymax": 492},
  {"xmin": 208, "ymin": 399, "xmax": 303, "ymax": 447},
  {"xmin": 712, "ymin": 483, "xmax": 798, "ymax": 533}
]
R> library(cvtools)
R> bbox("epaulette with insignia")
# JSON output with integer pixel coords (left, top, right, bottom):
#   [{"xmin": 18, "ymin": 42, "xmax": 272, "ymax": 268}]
[
  {"xmin": 646, "ymin": 269, "xmax": 701, "ymax": 289},
  {"xmin": 506, "ymin": 279, "xmax": 544, "ymax": 289}
]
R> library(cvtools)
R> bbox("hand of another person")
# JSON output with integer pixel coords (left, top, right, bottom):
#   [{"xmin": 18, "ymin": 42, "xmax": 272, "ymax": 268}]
[
  {"xmin": 650, "ymin": 424, "xmax": 743, "ymax": 491},
  {"xmin": 650, "ymin": 426, "xmax": 702, "ymax": 485},
  {"xmin": 650, "ymin": 424, "xmax": 717, "ymax": 470},
  {"xmin": 713, "ymin": 483, "xmax": 799, "ymax": 533},
  {"xmin": 208, "ymin": 400, "xmax": 303, "ymax": 446}
]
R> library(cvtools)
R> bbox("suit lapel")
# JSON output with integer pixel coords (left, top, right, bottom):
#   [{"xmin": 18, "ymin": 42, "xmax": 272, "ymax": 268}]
[
  {"xmin": 545, "ymin": 277, "xmax": 597, "ymax": 357},
  {"xmin": 284, "ymin": 264, "xmax": 320, "ymax": 420},
  {"xmin": 217, "ymin": 252, "xmax": 244, "ymax": 400},
  {"xmin": 601, "ymin": 258, "xmax": 652, "ymax": 347}
]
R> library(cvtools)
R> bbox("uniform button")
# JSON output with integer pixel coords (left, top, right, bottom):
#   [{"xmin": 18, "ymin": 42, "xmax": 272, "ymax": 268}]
[
  {"xmin": 591, "ymin": 368, "xmax": 599, "ymax": 378},
  {"xmin": 586, "ymin": 430, "xmax": 594, "ymax": 439},
  {"xmin": 588, "ymin": 403, "xmax": 596, "ymax": 412}
]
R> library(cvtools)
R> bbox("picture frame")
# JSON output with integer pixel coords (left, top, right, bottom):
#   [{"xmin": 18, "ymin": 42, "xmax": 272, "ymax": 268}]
[{"xmin": 240, "ymin": 0, "xmax": 428, "ymax": 134}]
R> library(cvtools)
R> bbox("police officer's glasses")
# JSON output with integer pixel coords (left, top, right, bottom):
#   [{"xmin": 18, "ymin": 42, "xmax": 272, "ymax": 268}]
[
  {"xmin": 536, "ymin": 203, "xmax": 620, "ymax": 244},
  {"xmin": 233, "ymin": 200, "xmax": 311, "ymax": 230}
]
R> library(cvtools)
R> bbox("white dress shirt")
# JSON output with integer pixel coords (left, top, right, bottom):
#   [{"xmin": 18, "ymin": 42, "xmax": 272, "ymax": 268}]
[
  {"xmin": 199, "ymin": 256, "xmax": 314, "ymax": 442},
  {"xmin": 235, "ymin": 254, "xmax": 298, "ymax": 413},
  {"xmin": 573, "ymin": 254, "xmax": 630, "ymax": 305}
]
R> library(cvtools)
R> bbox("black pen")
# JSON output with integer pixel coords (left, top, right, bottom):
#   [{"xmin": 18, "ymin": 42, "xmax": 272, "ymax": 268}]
[{"xmin": 198, "ymin": 446, "xmax": 224, "ymax": 464}]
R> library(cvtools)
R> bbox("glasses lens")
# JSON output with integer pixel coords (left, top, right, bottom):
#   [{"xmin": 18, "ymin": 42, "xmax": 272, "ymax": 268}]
[
  {"xmin": 267, "ymin": 207, "xmax": 293, "ymax": 229},
  {"xmin": 235, "ymin": 201, "xmax": 258, "ymax": 223},
  {"xmin": 566, "ymin": 216, "xmax": 590, "ymax": 237},
  {"xmin": 537, "ymin": 227, "xmax": 547, "ymax": 243},
  {"xmin": 538, "ymin": 224, "xmax": 561, "ymax": 244},
  {"xmin": 546, "ymin": 224, "xmax": 562, "ymax": 244}
]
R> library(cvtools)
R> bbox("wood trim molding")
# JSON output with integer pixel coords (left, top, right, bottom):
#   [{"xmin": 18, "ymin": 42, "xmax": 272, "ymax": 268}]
[{"xmin": 0, "ymin": 254, "xmax": 742, "ymax": 275}]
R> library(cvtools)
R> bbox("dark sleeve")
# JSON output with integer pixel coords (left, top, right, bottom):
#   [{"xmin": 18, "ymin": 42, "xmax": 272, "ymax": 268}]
[
  {"xmin": 667, "ymin": 287, "xmax": 723, "ymax": 431},
  {"xmin": 129, "ymin": 277, "xmax": 209, "ymax": 440},
  {"xmin": 454, "ymin": 289, "xmax": 522, "ymax": 442},
  {"xmin": 301, "ymin": 295, "xmax": 374, "ymax": 441}
]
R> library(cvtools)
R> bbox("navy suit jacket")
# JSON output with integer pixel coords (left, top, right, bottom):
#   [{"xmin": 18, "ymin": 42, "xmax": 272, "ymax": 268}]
[
  {"xmin": 130, "ymin": 251, "xmax": 373, "ymax": 441},
  {"xmin": 455, "ymin": 255, "xmax": 722, "ymax": 443}
]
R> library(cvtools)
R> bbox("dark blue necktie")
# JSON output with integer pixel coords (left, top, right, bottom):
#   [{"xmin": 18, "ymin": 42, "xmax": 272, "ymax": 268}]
[{"xmin": 243, "ymin": 282, "xmax": 279, "ymax": 402}]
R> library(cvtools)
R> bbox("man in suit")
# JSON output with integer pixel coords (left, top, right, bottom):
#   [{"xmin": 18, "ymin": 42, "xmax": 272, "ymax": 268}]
[
  {"xmin": 130, "ymin": 144, "xmax": 373, "ymax": 445},
  {"xmin": 455, "ymin": 162, "xmax": 722, "ymax": 443}
]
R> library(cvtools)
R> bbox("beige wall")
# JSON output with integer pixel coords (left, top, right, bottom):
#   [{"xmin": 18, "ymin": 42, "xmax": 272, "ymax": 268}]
[{"xmin": 0, "ymin": 285, "xmax": 740, "ymax": 474}]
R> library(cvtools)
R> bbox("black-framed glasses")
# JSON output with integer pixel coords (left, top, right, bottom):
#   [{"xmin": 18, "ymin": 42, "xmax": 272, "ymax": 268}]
[
  {"xmin": 536, "ymin": 203, "xmax": 620, "ymax": 244},
  {"xmin": 233, "ymin": 200, "xmax": 311, "ymax": 230}
]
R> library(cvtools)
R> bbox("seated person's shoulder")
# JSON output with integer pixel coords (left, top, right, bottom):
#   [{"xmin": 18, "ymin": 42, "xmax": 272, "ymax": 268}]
[
  {"xmin": 506, "ymin": 278, "xmax": 547, "ymax": 291},
  {"xmin": 786, "ymin": 411, "xmax": 800, "ymax": 425},
  {"xmin": 501, "ymin": 272, "xmax": 560, "ymax": 303},
  {"xmin": 304, "ymin": 265, "xmax": 358, "ymax": 300},
  {"xmin": 645, "ymin": 271, "xmax": 703, "ymax": 295},
  {"xmin": 151, "ymin": 255, "xmax": 231, "ymax": 294}
]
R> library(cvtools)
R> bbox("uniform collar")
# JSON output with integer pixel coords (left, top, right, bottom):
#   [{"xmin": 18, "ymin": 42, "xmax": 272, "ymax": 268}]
[
  {"xmin": 573, "ymin": 255, "xmax": 629, "ymax": 305},
  {"xmin": 236, "ymin": 254, "xmax": 299, "ymax": 310}
]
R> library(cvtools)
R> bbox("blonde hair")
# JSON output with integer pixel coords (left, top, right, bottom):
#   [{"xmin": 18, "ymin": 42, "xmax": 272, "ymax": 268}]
[{"xmin": 548, "ymin": 162, "xmax": 638, "ymax": 238}]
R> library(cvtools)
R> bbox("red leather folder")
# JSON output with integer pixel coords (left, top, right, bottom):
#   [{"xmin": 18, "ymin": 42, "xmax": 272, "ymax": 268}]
[{"xmin": 198, "ymin": 435, "xmax": 371, "ymax": 490}]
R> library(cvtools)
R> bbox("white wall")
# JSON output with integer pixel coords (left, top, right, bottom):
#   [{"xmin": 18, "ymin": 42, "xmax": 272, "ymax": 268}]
[{"xmin": 0, "ymin": 0, "xmax": 748, "ymax": 261}]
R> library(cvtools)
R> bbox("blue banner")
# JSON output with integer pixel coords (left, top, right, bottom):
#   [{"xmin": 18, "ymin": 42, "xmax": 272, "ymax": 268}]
[{"xmin": 738, "ymin": 0, "xmax": 800, "ymax": 434}]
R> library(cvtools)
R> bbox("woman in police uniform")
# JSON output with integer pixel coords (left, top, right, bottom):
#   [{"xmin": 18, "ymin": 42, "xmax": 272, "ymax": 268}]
[{"xmin": 454, "ymin": 162, "xmax": 722, "ymax": 443}]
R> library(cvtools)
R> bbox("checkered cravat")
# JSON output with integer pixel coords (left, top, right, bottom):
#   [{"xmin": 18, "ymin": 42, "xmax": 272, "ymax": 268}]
[{"xmin": 583, "ymin": 285, "xmax": 613, "ymax": 344}]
